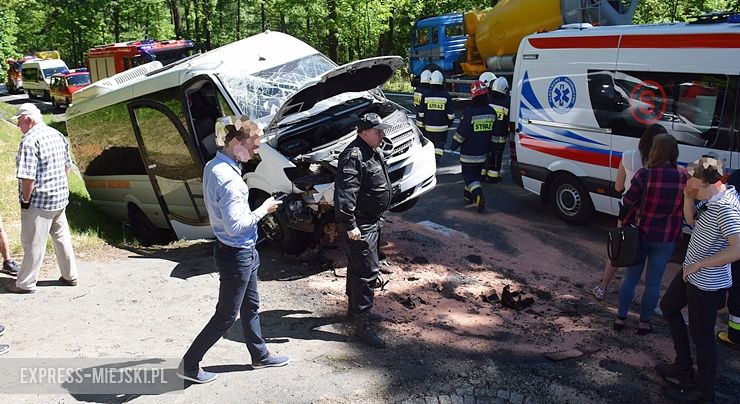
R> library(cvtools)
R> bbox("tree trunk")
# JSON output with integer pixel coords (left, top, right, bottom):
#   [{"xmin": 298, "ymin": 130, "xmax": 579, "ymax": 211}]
[
  {"xmin": 201, "ymin": 0, "xmax": 211, "ymax": 50},
  {"xmin": 280, "ymin": 12, "xmax": 286, "ymax": 33},
  {"xmin": 193, "ymin": 0, "xmax": 201, "ymax": 50},
  {"xmin": 385, "ymin": 16, "xmax": 394, "ymax": 55},
  {"xmin": 327, "ymin": 0, "xmax": 338, "ymax": 62},
  {"xmin": 261, "ymin": 2, "xmax": 266, "ymax": 32},
  {"xmin": 184, "ymin": 0, "xmax": 191, "ymax": 39},
  {"xmin": 170, "ymin": 0, "xmax": 182, "ymax": 39},
  {"xmin": 113, "ymin": 2, "xmax": 121, "ymax": 43},
  {"xmin": 236, "ymin": 0, "xmax": 241, "ymax": 39}
]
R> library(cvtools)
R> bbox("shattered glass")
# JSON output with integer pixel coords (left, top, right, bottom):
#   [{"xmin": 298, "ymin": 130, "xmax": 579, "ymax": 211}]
[{"xmin": 216, "ymin": 54, "xmax": 336, "ymax": 127}]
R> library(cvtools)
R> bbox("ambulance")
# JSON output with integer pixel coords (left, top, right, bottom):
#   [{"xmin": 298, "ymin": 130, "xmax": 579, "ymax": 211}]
[{"xmin": 510, "ymin": 16, "xmax": 740, "ymax": 224}]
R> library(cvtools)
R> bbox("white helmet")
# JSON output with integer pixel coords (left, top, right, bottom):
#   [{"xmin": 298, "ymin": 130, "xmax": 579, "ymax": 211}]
[
  {"xmin": 430, "ymin": 70, "xmax": 444, "ymax": 85},
  {"xmin": 492, "ymin": 77, "xmax": 509, "ymax": 94},
  {"xmin": 479, "ymin": 71, "xmax": 496, "ymax": 87},
  {"xmin": 420, "ymin": 70, "xmax": 432, "ymax": 84}
]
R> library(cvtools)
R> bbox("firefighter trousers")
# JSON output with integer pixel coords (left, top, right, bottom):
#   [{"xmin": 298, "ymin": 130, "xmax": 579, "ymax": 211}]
[
  {"xmin": 483, "ymin": 142, "xmax": 507, "ymax": 180},
  {"xmin": 428, "ymin": 130, "xmax": 447, "ymax": 161},
  {"xmin": 462, "ymin": 162, "xmax": 484, "ymax": 202}
]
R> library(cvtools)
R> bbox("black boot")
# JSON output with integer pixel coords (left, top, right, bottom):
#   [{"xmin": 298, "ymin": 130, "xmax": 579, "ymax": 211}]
[
  {"xmin": 463, "ymin": 189, "xmax": 471, "ymax": 204},
  {"xmin": 347, "ymin": 308, "xmax": 382, "ymax": 323},
  {"xmin": 354, "ymin": 313, "xmax": 385, "ymax": 348}
]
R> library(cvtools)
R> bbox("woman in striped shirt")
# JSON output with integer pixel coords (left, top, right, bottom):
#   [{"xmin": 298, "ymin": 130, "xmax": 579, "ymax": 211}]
[{"xmin": 658, "ymin": 157, "xmax": 740, "ymax": 403}]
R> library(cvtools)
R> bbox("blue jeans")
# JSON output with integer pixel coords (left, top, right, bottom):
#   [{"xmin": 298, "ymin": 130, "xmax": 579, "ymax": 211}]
[
  {"xmin": 183, "ymin": 241, "xmax": 268, "ymax": 372},
  {"xmin": 617, "ymin": 241, "xmax": 674, "ymax": 322}
]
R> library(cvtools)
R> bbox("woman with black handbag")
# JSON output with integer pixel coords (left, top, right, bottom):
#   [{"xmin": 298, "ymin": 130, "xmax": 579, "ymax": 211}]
[
  {"xmin": 594, "ymin": 124, "xmax": 665, "ymax": 299},
  {"xmin": 613, "ymin": 134, "xmax": 686, "ymax": 335}
]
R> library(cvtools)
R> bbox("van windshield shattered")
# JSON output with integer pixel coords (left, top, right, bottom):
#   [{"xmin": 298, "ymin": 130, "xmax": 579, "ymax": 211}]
[{"xmin": 217, "ymin": 54, "xmax": 336, "ymax": 124}]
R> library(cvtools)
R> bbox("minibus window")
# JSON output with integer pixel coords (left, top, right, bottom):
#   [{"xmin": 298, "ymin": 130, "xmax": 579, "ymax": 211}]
[
  {"xmin": 43, "ymin": 66, "xmax": 67, "ymax": 78},
  {"xmin": 431, "ymin": 27, "xmax": 439, "ymax": 45},
  {"xmin": 22, "ymin": 67, "xmax": 37, "ymax": 81}
]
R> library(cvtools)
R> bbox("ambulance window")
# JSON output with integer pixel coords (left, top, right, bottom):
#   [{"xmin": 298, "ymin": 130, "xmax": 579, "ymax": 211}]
[
  {"xmin": 610, "ymin": 71, "xmax": 731, "ymax": 151},
  {"xmin": 124, "ymin": 57, "xmax": 130, "ymax": 70},
  {"xmin": 675, "ymin": 75, "xmax": 734, "ymax": 151},
  {"xmin": 431, "ymin": 27, "xmax": 439, "ymax": 45},
  {"xmin": 586, "ymin": 70, "xmax": 617, "ymax": 130}
]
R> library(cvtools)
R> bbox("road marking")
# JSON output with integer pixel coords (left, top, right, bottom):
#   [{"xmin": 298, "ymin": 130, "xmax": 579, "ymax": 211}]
[
  {"xmin": 417, "ymin": 220, "xmax": 469, "ymax": 239},
  {"xmin": 436, "ymin": 166, "xmax": 462, "ymax": 175}
]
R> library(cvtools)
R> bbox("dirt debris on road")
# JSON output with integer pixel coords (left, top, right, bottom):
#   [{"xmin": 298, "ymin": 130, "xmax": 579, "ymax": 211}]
[{"xmin": 1, "ymin": 212, "xmax": 739, "ymax": 403}]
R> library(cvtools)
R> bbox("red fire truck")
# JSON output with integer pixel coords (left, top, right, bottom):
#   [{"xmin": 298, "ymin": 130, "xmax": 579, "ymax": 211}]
[{"xmin": 87, "ymin": 39, "xmax": 195, "ymax": 82}]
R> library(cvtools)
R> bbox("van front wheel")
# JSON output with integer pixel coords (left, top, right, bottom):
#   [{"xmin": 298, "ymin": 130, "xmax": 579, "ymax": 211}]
[{"xmin": 549, "ymin": 174, "xmax": 594, "ymax": 224}]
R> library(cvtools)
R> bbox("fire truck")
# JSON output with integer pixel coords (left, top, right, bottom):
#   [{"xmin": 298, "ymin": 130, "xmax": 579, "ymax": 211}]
[{"xmin": 87, "ymin": 39, "xmax": 195, "ymax": 82}]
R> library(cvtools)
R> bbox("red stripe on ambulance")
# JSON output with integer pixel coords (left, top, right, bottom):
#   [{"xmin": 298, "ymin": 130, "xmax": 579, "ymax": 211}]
[
  {"xmin": 529, "ymin": 33, "xmax": 740, "ymax": 49},
  {"xmin": 519, "ymin": 134, "xmax": 619, "ymax": 169}
]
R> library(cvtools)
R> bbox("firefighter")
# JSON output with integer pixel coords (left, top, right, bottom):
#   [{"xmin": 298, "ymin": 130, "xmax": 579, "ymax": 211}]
[
  {"xmin": 482, "ymin": 76, "xmax": 510, "ymax": 182},
  {"xmin": 479, "ymin": 71, "xmax": 496, "ymax": 89},
  {"xmin": 449, "ymin": 81, "xmax": 496, "ymax": 213},
  {"xmin": 418, "ymin": 70, "xmax": 454, "ymax": 162},
  {"xmin": 413, "ymin": 70, "xmax": 432, "ymax": 136}
]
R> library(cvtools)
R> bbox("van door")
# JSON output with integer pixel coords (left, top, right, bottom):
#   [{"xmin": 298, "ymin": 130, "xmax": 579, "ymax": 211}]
[{"xmin": 127, "ymin": 100, "xmax": 209, "ymax": 238}]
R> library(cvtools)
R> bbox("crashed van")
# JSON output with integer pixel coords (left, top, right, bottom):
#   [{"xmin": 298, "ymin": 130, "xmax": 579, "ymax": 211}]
[{"xmin": 66, "ymin": 31, "xmax": 437, "ymax": 248}]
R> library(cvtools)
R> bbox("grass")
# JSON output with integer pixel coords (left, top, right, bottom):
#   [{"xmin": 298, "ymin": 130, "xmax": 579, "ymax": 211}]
[
  {"xmin": 0, "ymin": 103, "xmax": 134, "ymax": 258},
  {"xmin": 382, "ymin": 67, "xmax": 414, "ymax": 94}
]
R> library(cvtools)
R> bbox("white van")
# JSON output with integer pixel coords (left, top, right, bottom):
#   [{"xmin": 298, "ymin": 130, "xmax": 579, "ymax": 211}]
[
  {"xmin": 66, "ymin": 31, "xmax": 437, "ymax": 250},
  {"xmin": 510, "ymin": 19, "xmax": 740, "ymax": 224},
  {"xmin": 21, "ymin": 58, "xmax": 69, "ymax": 100}
]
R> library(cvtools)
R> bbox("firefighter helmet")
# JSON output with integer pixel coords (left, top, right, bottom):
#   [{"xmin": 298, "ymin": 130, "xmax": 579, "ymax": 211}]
[
  {"xmin": 430, "ymin": 70, "xmax": 444, "ymax": 85},
  {"xmin": 479, "ymin": 72, "xmax": 496, "ymax": 87},
  {"xmin": 492, "ymin": 77, "xmax": 509, "ymax": 94},
  {"xmin": 420, "ymin": 70, "xmax": 432, "ymax": 84},
  {"xmin": 470, "ymin": 81, "xmax": 488, "ymax": 98}
]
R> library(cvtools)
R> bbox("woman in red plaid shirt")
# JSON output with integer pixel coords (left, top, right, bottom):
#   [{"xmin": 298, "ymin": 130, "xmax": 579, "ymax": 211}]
[{"xmin": 613, "ymin": 134, "xmax": 686, "ymax": 335}]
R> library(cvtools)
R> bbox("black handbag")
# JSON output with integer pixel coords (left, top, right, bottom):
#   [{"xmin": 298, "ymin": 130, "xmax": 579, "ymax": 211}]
[{"xmin": 607, "ymin": 170, "xmax": 648, "ymax": 267}]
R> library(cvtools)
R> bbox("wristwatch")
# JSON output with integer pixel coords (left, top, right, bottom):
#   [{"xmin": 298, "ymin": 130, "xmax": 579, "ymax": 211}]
[{"xmin": 20, "ymin": 199, "xmax": 30, "ymax": 210}]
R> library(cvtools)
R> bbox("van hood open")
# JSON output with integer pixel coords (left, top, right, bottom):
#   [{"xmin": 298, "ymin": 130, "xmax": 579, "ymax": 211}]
[{"xmin": 265, "ymin": 56, "xmax": 403, "ymax": 132}]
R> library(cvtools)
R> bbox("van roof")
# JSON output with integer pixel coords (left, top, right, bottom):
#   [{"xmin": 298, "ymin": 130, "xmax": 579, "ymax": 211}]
[
  {"xmin": 24, "ymin": 59, "xmax": 68, "ymax": 66},
  {"xmin": 528, "ymin": 20, "xmax": 740, "ymax": 39},
  {"xmin": 68, "ymin": 31, "xmax": 321, "ymax": 119}
]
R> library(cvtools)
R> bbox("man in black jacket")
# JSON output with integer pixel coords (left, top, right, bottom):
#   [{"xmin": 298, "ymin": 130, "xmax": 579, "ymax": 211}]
[{"xmin": 334, "ymin": 113, "xmax": 392, "ymax": 349}]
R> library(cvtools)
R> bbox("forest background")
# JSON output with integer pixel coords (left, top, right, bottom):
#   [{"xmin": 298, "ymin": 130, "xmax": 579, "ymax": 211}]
[{"xmin": 1, "ymin": 0, "xmax": 739, "ymax": 83}]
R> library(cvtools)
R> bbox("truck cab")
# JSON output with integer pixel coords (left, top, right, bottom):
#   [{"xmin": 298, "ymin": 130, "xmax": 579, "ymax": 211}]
[{"xmin": 409, "ymin": 13, "xmax": 467, "ymax": 79}]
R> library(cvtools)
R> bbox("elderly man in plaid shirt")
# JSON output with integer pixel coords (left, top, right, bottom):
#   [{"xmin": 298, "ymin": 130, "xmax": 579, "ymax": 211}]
[{"xmin": 6, "ymin": 103, "xmax": 78, "ymax": 294}]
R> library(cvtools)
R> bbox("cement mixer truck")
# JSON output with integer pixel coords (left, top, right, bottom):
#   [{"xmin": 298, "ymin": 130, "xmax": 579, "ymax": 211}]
[{"xmin": 409, "ymin": 0, "xmax": 639, "ymax": 96}]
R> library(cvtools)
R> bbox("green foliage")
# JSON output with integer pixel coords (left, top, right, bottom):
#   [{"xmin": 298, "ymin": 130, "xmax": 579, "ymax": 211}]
[
  {"xmin": 0, "ymin": 7, "xmax": 20, "ymax": 83},
  {"xmin": 3, "ymin": 0, "xmax": 737, "ymax": 77},
  {"xmin": 634, "ymin": 0, "xmax": 739, "ymax": 23}
]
